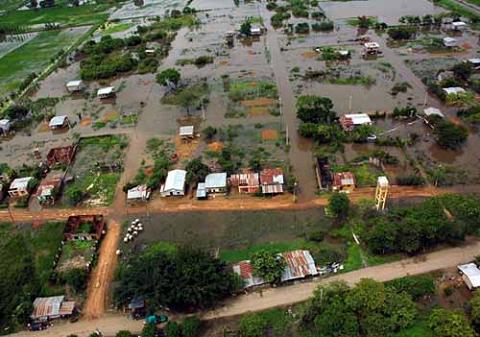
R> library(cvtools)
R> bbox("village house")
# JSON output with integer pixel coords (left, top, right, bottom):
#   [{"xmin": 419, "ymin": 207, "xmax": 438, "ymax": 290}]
[
  {"xmin": 48, "ymin": 116, "xmax": 69, "ymax": 130},
  {"xmin": 232, "ymin": 250, "xmax": 318, "ymax": 288},
  {"xmin": 340, "ymin": 113, "xmax": 372, "ymax": 131},
  {"xmin": 66, "ymin": 80, "xmax": 85, "ymax": 93},
  {"xmin": 363, "ymin": 42, "xmax": 380, "ymax": 55},
  {"xmin": 458, "ymin": 263, "xmax": 480, "ymax": 290},
  {"xmin": 30, "ymin": 296, "xmax": 76, "ymax": 323},
  {"xmin": 179, "ymin": 125, "xmax": 195, "ymax": 141},
  {"xmin": 260, "ymin": 168, "xmax": 284, "ymax": 194},
  {"xmin": 160, "ymin": 169, "xmax": 187, "ymax": 197},
  {"xmin": 64, "ymin": 214, "xmax": 105, "ymax": 241},
  {"xmin": 468, "ymin": 58, "xmax": 480, "ymax": 71},
  {"xmin": 204, "ymin": 172, "xmax": 228, "ymax": 194},
  {"xmin": 0, "ymin": 119, "xmax": 11, "ymax": 134},
  {"xmin": 229, "ymin": 170, "xmax": 260, "ymax": 194},
  {"xmin": 8, "ymin": 176, "xmax": 33, "ymax": 197},
  {"xmin": 332, "ymin": 172, "xmax": 356, "ymax": 193},
  {"xmin": 423, "ymin": 107, "xmax": 445, "ymax": 118},
  {"xmin": 443, "ymin": 37, "xmax": 458, "ymax": 48},
  {"xmin": 127, "ymin": 184, "xmax": 151, "ymax": 202},
  {"xmin": 450, "ymin": 21, "xmax": 467, "ymax": 31},
  {"xmin": 97, "ymin": 86, "xmax": 116, "ymax": 99},
  {"xmin": 36, "ymin": 176, "xmax": 62, "ymax": 205},
  {"xmin": 443, "ymin": 87, "xmax": 466, "ymax": 96},
  {"xmin": 250, "ymin": 25, "xmax": 262, "ymax": 36},
  {"xmin": 196, "ymin": 182, "xmax": 207, "ymax": 199}
]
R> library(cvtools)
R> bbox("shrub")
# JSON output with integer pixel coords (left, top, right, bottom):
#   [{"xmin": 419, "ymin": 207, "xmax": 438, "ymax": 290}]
[
  {"xmin": 387, "ymin": 26, "xmax": 416, "ymax": 40},
  {"xmin": 182, "ymin": 316, "xmax": 201, "ymax": 337},
  {"xmin": 312, "ymin": 20, "xmax": 334, "ymax": 32},
  {"xmin": 295, "ymin": 22, "xmax": 310, "ymax": 34},
  {"xmin": 396, "ymin": 174, "xmax": 425, "ymax": 186}
]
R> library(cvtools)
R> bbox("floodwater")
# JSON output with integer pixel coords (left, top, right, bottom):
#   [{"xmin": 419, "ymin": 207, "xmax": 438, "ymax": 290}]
[{"xmin": 320, "ymin": 0, "xmax": 445, "ymax": 25}]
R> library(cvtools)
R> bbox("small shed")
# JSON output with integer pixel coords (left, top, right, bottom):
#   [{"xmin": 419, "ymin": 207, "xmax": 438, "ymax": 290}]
[
  {"xmin": 332, "ymin": 172, "xmax": 355, "ymax": 193},
  {"xmin": 259, "ymin": 168, "xmax": 284, "ymax": 194},
  {"xmin": 0, "ymin": 119, "xmax": 11, "ymax": 134},
  {"xmin": 443, "ymin": 87, "xmax": 466, "ymax": 96},
  {"xmin": 160, "ymin": 169, "xmax": 187, "ymax": 197},
  {"xmin": 49, "ymin": 115, "xmax": 69, "ymax": 130},
  {"xmin": 179, "ymin": 125, "xmax": 195, "ymax": 140},
  {"xmin": 423, "ymin": 107, "xmax": 445, "ymax": 118},
  {"xmin": 458, "ymin": 263, "xmax": 480, "ymax": 290},
  {"xmin": 451, "ymin": 21, "xmax": 467, "ymax": 31},
  {"xmin": 443, "ymin": 37, "xmax": 458, "ymax": 48},
  {"xmin": 196, "ymin": 182, "xmax": 207, "ymax": 199},
  {"xmin": 280, "ymin": 250, "xmax": 319, "ymax": 282},
  {"xmin": 66, "ymin": 80, "xmax": 84, "ymax": 93},
  {"xmin": 468, "ymin": 58, "xmax": 480, "ymax": 70},
  {"xmin": 31, "ymin": 296, "xmax": 75, "ymax": 322},
  {"xmin": 204, "ymin": 172, "xmax": 228, "ymax": 194},
  {"xmin": 127, "ymin": 185, "xmax": 150, "ymax": 201},
  {"xmin": 97, "ymin": 86, "xmax": 116, "ymax": 99},
  {"xmin": 250, "ymin": 25, "xmax": 262, "ymax": 36},
  {"xmin": 364, "ymin": 42, "xmax": 380, "ymax": 55},
  {"xmin": 8, "ymin": 176, "xmax": 33, "ymax": 197}
]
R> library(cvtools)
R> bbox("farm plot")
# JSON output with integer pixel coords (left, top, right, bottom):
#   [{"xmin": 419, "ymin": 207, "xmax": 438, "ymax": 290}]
[
  {"xmin": 0, "ymin": 27, "xmax": 88, "ymax": 97},
  {"xmin": 62, "ymin": 135, "xmax": 128, "ymax": 206}
]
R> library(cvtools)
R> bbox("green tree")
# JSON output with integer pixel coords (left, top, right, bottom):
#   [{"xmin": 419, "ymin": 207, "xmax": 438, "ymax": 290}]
[
  {"xmin": 116, "ymin": 331, "xmax": 133, "ymax": 337},
  {"xmin": 202, "ymin": 126, "xmax": 217, "ymax": 141},
  {"xmin": 471, "ymin": 291, "xmax": 480, "ymax": 332},
  {"xmin": 182, "ymin": 316, "xmax": 201, "ymax": 337},
  {"xmin": 66, "ymin": 187, "xmax": 84, "ymax": 206},
  {"xmin": 238, "ymin": 313, "xmax": 268, "ymax": 337},
  {"xmin": 433, "ymin": 120, "xmax": 468, "ymax": 149},
  {"xmin": 429, "ymin": 308, "xmax": 474, "ymax": 337},
  {"xmin": 250, "ymin": 250, "xmax": 286, "ymax": 283},
  {"xmin": 296, "ymin": 96, "xmax": 335, "ymax": 124},
  {"xmin": 60, "ymin": 268, "xmax": 88, "ymax": 293},
  {"xmin": 186, "ymin": 157, "xmax": 210, "ymax": 184},
  {"xmin": 452, "ymin": 62, "xmax": 473, "ymax": 81},
  {"xmin": 240, "ymin": 20, "xmax": 252, "ymax": 36},
  {"xmin": 165, "ymin": 321, "xmax": 181, "ymax": 337},
  {"xmin": 328, "ymin": 193, "xmax": 350, "ymax": 218},
  {"xmin": 157, "ymin": 68, "xmax": 181, "ymax": 86},
  {"xmin": 141, "ymin": 324, "xmax": 157, "ymax": 337},
  {"xmin": 115, "ymin": 247, "xmax": 238, "ymax": 311}
]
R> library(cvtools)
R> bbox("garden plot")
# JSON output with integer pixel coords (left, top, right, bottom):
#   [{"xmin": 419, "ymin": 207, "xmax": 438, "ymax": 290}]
[
  {"xmin": 62, "ymin": 135, "xmax": 128, "ymax": 206},
  {"xmin": 56, "ymin": 240, "xmax": 97, "ymax": 273},
  {"xmin": 0, "ymin": 32, "xmax": 37, "ymax": 59}
]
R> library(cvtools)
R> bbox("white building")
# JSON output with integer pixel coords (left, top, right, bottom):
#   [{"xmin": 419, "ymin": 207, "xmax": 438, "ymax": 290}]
[
  {"xmin": 127, "ymin": 185, "xmax": 151, "ymax": 201},
  {"xmin": 0, "ymin": 119, "xmax": 11, "ymax": 134},
  {"xmin": 250, "ymin": 25, "xmax": 262, "ymax": 36},
  {"xmin": 458, "ymin": 263, "xmax": 480, "ymax": 290},
  {"xmin": 443, "ymin": 87, "xmax": 466, "ymax": 96},
  {"xmin": 204, "ymin": 173, "xmax": 227, "ymax": 194},
  {"xmin": 443, "ymin": 37, "xmax": 458, "ymax": 48},
  {"xmin": 9, "ymin": 177, "xmax": 33, "ymax": 197},
  {"xmin": 66, "ymin": 80, "xmax": 85, "ymax": 93},
  {"xmin": 468, "ymin": 58, "xmax": 480, "ymax": 70},
  {"xmin": 423, "ymin": 107, "xmax": 445, "ymax": 118},
  {"xmin": 160, "ymin": 169, "xmax": 187, "ymax": 197},
  {"xmin": 97, "ymin": 86, "xmax": 116, "ymax": 99},
  {"xmin": 179, "ymin": 126, "xmax": 195, "ymax": 139},
  {"xmin": 451, "ymin": 21, "xmax": 467, "ymax": 31},
  {"xmin": 340, "ymin": 113, "xmax": 372, "ymax": 131},
  {"xmin": 49, "ymin": 115, "xmax": 69, "ymax": 129}
]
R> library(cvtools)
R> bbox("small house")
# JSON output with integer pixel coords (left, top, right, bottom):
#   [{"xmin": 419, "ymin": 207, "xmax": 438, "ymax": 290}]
[
  {"xmin": 0, "ymin": 119, "xmax": 11, "ymax": 134},
  {"xmin": 458, "ymin": 263, "xmax": 480, "ymax": 290},
  {"xmin": 468, "ymin": 58, "xmax": 480, "ymax": 71},
  {"xmin": 145, "ymin": 49, "xmax": 156, "ymax": 55},
  {"xmin": 36, "ymin": 176, "xmax": 62, "ymax": 205},
  {"xmin": 280, "ymin": 250, "xmax": 319, "ymax": 282},
  {"xmin": 64, "ymin": 215, "xmax": 105, "ymax": 241},
  {"xmin": 127, "ymin": 185, "xmax": 151, "ymax": 201},
  {"xmin": 443, "ymin": 37, "xmax": 458, "ymax": 48},
  {"xmin": 31, "ymin": 296, "xmax": 76, "ymax": 322},
  {"xmin": 443, "ymin": 87, "xmax": 466, "ymax": 96},
  {"xmin": 259, "ymin": 168, "xmax": 284, "ymax": 194},
  {"xmin": 8, "ymin": 177, "xmax": 33, "ymax": 197},
  {"xmin": 49, "ymin": 115, "xmax": 69, "ymax": 130},
  {"xmin": 160, "ymin": 169, "xmax": 187, "ymax": 197},
  {"xmin": 451, "ymin": 21, "xmax": 467, "ymax": 31},
  {"xmin": 229, "ymin": 170, "xmax": 260, "ymax": 194},
  {"xmin": 332, "ymin": 172, "xmax": 355, "ymax": 193},
  {"xmin": 340, "ymin": 113, "xmax": 372, "ymax": 131},
  {"xmin": 179, "ymin": 125, "xmax": 195, "ymax": 140},
  {"xmin": 204, "ymin": 172, "xmax": 228, "ymax": 194},
  {"xmin": 423, "ymin": 107, "xmax": 445, "ymax": 118},
  {"xmin": 97, "ymin": 86, "xmax": 116, "ymax": 99},
  {"xmin": 66, "ymin": 80, "xmax": 85, "ymax": 93},
  {"xmin": 250, "ymin": 25, "xmax": 262, "ymax": 36},
  {"xmin": 363, "ymin": 42, "xmax": 380, "ymax": 55},
  {"xmin": 196, "ymin": 182, "xmax": 207, "ymax": 199}
]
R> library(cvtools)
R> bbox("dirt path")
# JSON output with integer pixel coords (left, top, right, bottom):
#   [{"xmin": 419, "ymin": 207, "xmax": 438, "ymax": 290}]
[
  {"xmin": 82, "ymin": 219, "xmax": 120, "ymax": 319},
  {"xmin": 203, "ymin": 239, "xmax": 480, "ymax": 319}
]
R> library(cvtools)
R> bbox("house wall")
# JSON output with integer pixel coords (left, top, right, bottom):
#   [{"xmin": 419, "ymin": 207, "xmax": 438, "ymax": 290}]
[
  {"xmin": 161, "ymin": 189, "xmax": 184, "ymax": 197},
  {"xmin": 8, "ymin": 189, "xmax": 29, "ymax": 197}
]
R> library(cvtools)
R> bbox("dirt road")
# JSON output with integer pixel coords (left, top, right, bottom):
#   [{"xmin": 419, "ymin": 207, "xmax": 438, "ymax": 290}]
[
  {"xmin": 82, "ymin": 219, "xmax": 121, "ymax": 319},
  {"xmin": 9, "ymin": 239, "xmax": 480, "ymax": 337}
]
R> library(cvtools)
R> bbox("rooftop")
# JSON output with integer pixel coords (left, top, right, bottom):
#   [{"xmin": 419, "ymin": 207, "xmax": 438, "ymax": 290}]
[
  {"xmin": 459, "ymin": 263, "xmax": 480, "ymax": 288},
  {"xmin": 163, "ymin": 169, "xmax": 187, "ymax": 191},
  {"xmin": 443, "ymin": 87, "xmax": 466, "ymax": 95},
  {"xmin": 205, "ymin": 172, "xmax": 227, "ymax": 189},
  {"xmin": 196, "ymin": 182, "xmax": 206, "ymax": 198},
  {"xmin": 281, "ymin": 250, "xmax": 318, "ymax": 282},
  {"xmin": 229, "ymin": 171, "xmax": 260, "ymax": 187},
  {"xmin": 49, "ymin": 115, "xmax": 68, "ymax": 127},
  {"xmin": 424, "ymin": 107, "xmax": 445, "ymax": 118},
  {"xmin": 343, "ymin": 113, "xmax": 372, "ymax": 125},
  {"xmin": 332, "ymin": 172, "xmax": 355, "ymax": 187},
  {"xmin": 31, "ymin": 296, "xmax": 75, "ymax": 319},
  {"xmin": 127, "ymin": 185, "xmax": 150, "ymax": 200},
  {"xmin": 10, "ymin": 177, "xmax": 33, "ymax": 190},
  {"xmin": 179, "ymin": 125, "xmax": 194, "ymax": 137},
  {"xmin": 66, "ymin": 80, "xmax": 82, "ymax": 87},
  {"xmin": 97, "ymin": 86, "xmax": 115, "ymax": 96}
]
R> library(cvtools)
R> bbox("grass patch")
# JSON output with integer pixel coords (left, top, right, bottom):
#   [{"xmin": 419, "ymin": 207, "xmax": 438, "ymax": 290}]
[
  {"xmin": 100, "ymin": 22, "xmax": 133, "ymax": 36},
  {"xmin": 0, "ymin": 4, "xmax": 109, "ymax": 26},
  {"xmin": 0, "ymin": 29, "xmax": 84, "ymax": 95},
  {"xmin": 433, "ymin": 0, "xmax": 480, "ymax": 20},
  {"xmin": 343, "ymin": 244, "xmax": 364, "ymax": 272}
]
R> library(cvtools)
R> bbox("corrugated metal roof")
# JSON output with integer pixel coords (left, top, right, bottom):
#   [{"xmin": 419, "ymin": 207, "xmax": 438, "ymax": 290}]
[
  {"xmin": 229, "ymin": 172, "xmax": 259, "ymax": 187},
  {"xmin": 31, "ymin": 296, "xmax": 64, "ymax": 319},
  {"xmin": 97, "ymin": 86, "xmax": 115, "ymax": 96},
  {"xmin": 332, "ymin": 172, "xmax": 355, "ymax": 188},
  {"xmin": 280, "ymin": 250, "xmax": 318, "ymax": 282},
  {"xmin": 344, "ymin": 113, "xmax": 372, "ymax": 125},
  {"xmin": 260, "ymin": 168, "xmax": 284, "ymax": 185},
  {"xmin": 232, "ymin": 261, "xmax": 266, "ymax": 288},
  {"xmin": 49, "ymin": 115, "xmax": 68, "ymax": 127},
  {"xmin": 10, "ymin": 177, "xmax": 33, "ymax": 190},
  {"xmin": 163, "ymin": 169, "xmax": 186, "ymax": 192},
  {"xmin": 179, "ymin": 126, "xmax": 194, "ymax": 136},
  {"xmin": 196, "ymin": 182, "xmax": 206, "ymax": 198},
  {"xmin": 458, "ymin": 263, "xmax": 480, "ymax": 288},
  {"xmin": 127, "ymin": 185, "xmax": 150, "ymax": 200},
  {"xmin": 205, "ymin": 173, "xmax": 227, "ymax": 189},
  {"xmin": 261, "ymin": 184, "xmax": 284, "ymax": 194}
]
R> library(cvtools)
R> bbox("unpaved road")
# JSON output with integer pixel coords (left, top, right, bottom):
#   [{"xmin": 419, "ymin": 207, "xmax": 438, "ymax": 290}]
[
  {"xmin": 9, "ymin": 239, "xmax": 480, "ymax": 337},
  {"xmin": 82, "ymin": 219, "xmax": 121, "ymax": 319}
]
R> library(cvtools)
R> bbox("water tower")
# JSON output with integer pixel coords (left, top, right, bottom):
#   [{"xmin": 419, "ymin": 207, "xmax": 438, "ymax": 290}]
[{"xmin": 375, "ymin": 176, "xmax": 389, "ymax": 211}]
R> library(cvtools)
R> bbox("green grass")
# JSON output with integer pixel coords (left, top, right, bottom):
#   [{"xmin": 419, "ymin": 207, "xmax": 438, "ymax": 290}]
[
  {"xmin": 0, "ymin": 4, "xmax": 109, "ymax": 26},
  {"xmin": 65, "ymin": 171, "xmax": 121, "ymax": 205},
  {"xmin": 0, "ymin": 29, "xmax": 84, "ymax": 95},
  {"xmin": 0, "ymin": 0, "xmax": 24, "ymax": 12},
  {"xmin": 394, "ymin": 314, "xmax": 432, "ymax": 337},
  {"xmin": 100, "ymin": 22, "xmax": 133, "ymax": 36},
  {"xmin": 434, "ymin": 0, "xmax": 480, "ymax": 20},
  {"xmin": 343, "ymin": 244, "xmax": 364, "ymax": 272}
]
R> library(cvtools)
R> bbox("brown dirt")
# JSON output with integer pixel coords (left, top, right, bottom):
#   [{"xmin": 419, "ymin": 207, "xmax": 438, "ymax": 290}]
[
  {"xmin": 208, "ymin": 141, "xmax": 224, "ymax": 152},
  {"xmin": 82, "ymin": 220, "xmax": 120, "ymax": 320},
  {"xmin": 301, "ymin": 51, "xmax": 317, "ymax": 59},
  {"xmin": 462, "ymin": 42, "xmax": 472, "ymax": 49},
  {"xmin": 175, "ymin": 135, "xmax": 200, "ymax": 160},
  {"xmin": 143, "ymin": 166, "xmax": 154, "ymax": 176},
  {"xmin": 80, "ymin": 117, "xmax": 93, "ymax": 126},
  {"xmin": 261, "ymin": 129, "xmax": 279, "ymax": 140},
  {"xmin": 37, "ymin": 122, "xmax": 50, "ymax": 133},
  {"xmin": 219, "ymin": 60, "xmax": 229, "ymax": 66},
  {"xmin": 102, "ymin": 111, "xmax": 119, "ymax": 123},
  {"xmin": 249, "ymin": 106, "xmax": 270, "ymax": 116},
  {"xmin": 241, "ymin": 97, "xmax": 277, "ymax": 107}
]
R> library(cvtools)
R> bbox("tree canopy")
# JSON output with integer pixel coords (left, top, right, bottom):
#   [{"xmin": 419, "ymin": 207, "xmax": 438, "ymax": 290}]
[
  {"xmin": 115, "ymin": 247, "xmax": 239, "ymax": 312},
  {"xmin": 296, "ymin": 96, "xmax": 336, "ymax": 124},
  {"xmin": 185, "ymin": 157, "xmax": 210, "ymax": 184},
  {"xmin": 250, "ymin": 250, "xmax": 286, "ymax": 284},
  {"xmin": 429, "ymin": 308, "xmax": 474, "ymax": 337},
  {"xmin": 328, "ymin": 193, "xmax": 350, "ymax": 218},
  {"xmin": 157, "ymin": 68, "xmax": 181, "ymax": 86},
  {"xmin": 433, "ymin": 120, "xmax": 468, "ymax": 149}
]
